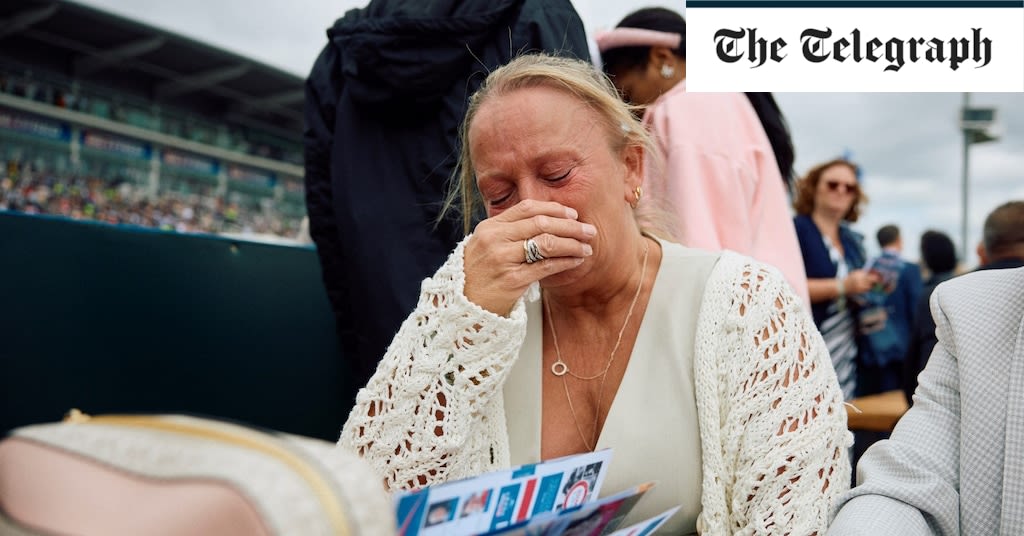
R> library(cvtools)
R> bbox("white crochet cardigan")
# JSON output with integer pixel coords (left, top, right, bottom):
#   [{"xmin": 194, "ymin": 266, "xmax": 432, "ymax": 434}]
[{"xmin": 339, "ymin": 237, "xmax": 852, "ymax": 535}]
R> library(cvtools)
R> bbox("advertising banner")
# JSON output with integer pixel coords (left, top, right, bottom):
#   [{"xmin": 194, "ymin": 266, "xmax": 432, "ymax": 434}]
[
  {"xmin": 0, "ymin": 108, "xmax": 71, "ymax": 141},
  {"xmin": 81, "ymin": 130, "xmax": 152, "ymax": 160},
  {"xmin": 162, "ymin": 149, "xmax": 219, "ymax": 176}
]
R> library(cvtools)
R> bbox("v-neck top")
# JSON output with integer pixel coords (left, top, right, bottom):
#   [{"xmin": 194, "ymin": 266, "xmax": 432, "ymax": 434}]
[
  {"xmin": 502, "ymin": 239, "xmax": 721, "ymax": 535},
  {"xmin": 341, "ymin": 234, "xmax": 855, "ymax": 534}
]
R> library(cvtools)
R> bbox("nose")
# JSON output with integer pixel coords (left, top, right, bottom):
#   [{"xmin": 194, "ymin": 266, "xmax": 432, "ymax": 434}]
[{"xmin": 516, "ymin": 179, "xmax": 550, "ymax": 203}]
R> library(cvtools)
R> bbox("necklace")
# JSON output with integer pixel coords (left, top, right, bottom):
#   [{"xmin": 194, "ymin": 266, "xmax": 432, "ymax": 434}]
[
  {"xmin": 543, "ymin": 239, "xmax": 650, "ymax": 451},
  {"xmin": 546, "ymin": 240, "xmax": 650, "ymax": 380}
]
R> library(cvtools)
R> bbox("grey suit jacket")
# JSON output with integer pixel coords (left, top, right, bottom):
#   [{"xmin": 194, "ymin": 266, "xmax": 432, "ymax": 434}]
[{"xmin": 828, "ymin": 266, "xmax": 1024, "ymax": 535}]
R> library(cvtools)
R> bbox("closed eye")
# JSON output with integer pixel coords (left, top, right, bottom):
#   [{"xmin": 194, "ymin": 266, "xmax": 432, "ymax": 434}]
[
  {"xmin": 488, "ymin": 191, "xmax": 512, "ymax": 207},
  {"xmin": 545, "ymin": 169, "xmax": 573, "ymax": 183}
]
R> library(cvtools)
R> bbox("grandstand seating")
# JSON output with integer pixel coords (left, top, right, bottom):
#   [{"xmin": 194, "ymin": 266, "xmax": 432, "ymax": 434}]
[{"xmin": 1, "ymin": 0, "xmax": 309, "ymax": 241}]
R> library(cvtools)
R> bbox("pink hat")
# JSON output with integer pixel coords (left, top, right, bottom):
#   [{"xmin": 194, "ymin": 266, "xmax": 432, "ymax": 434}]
[{"xmin": 593, "ymin": 28, "xmax": 682, "ymax": 53}]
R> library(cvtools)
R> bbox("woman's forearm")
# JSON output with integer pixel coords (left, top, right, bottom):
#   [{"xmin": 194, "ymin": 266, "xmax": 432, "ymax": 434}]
[
  {"xmin": 337, "ymin": 238, "xmax": 526, "ymax": 490},
  {"xmin": 808, "ymin": 276, "xmax": 843, "ymax": 304}
]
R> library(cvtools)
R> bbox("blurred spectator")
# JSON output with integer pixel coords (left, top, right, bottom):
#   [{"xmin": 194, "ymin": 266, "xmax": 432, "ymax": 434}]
[
  {"xmin": 303, "ymin": 0, "xmax": 591, "ymax": 395},
  {"xmin": 903, "ymin": 202, "xmax": 1024, "ymax": 408},
  {"xmin": 792, "ymin": 158, "xmax": 878, "ymax": 402},
  {"xmin": 902, "ymin": 229, "xmax": 958, "ymax": 406},
  {"xmin": 858, "ymin": 224, "xmax": 922, "ymax": 395},
  {"xmin": 595, "ymin": 7, "xmax": 810, "ymax": 309},
  {"xmin": 0, "ymin": 168, "xmax": 302, "ymax": 239},
  {"xmin": 851, "ymin": 223, "xmax": 923, "ymax": 465}
]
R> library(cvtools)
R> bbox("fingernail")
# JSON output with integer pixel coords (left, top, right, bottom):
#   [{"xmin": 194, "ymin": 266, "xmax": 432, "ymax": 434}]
[
  {"xmin": 565, "ymin": 207, "xmax": 579, "ymax": 219},
  {"xmin": 582, "ymin": 223, "xmax": 597, "ymax": 237},
  {"xmin": 583, "ymin": 244, "xmax": 593, "ymax": 256},
  {"xmin": 574, "ymin": 257, "xmax": 585, "ymax": 265}
]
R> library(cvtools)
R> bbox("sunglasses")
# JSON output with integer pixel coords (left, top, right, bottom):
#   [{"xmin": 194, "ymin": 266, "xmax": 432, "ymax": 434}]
[{"xmin": 825, "ymin": 180, "xmax": 859, "ymax": 194}]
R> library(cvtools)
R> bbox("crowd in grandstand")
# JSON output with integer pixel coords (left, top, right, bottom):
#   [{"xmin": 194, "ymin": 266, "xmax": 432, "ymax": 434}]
[
  {"xmin": 0, "ymin": 166, "xmax": 301, "ymax": 238},
  {"xmin": 1, "ymin": 65, "xmax": 307, "ymax": 240},
  {"xmin": 0, "ymin": 70, "xmax": 302, "ymax": 166}
]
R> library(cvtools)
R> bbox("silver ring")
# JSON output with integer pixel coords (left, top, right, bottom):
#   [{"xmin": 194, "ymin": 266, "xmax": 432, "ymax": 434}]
[{"xmin": 524, "ymin": 238, "xmax": 544, "ymax": 264}]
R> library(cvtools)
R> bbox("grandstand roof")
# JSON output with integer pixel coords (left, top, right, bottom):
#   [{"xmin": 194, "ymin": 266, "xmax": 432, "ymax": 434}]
[{"xmin": 0, "ymin": 0, "xmax": 304, "ymax": 137}]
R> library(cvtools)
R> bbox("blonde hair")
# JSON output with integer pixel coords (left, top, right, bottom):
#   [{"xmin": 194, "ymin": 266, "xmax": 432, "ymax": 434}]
[{"xmin": 441, "ymin": 53, "xmax": 675, "ymax": 240}]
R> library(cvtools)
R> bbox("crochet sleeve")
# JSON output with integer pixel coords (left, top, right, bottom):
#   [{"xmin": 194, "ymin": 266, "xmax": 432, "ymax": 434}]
[
  {"xmin": 695, "ymin": 253, "xmax": 853, "ymax": 535},
  {"xmin": 337, "ymin": 237, "xmax": 528, "ymax": 490}
]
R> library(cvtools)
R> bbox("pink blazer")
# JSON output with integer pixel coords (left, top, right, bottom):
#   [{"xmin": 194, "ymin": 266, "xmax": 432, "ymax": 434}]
[{"xmin": 643, "ymin": 82, "xmax": 811, "ymax": 309}]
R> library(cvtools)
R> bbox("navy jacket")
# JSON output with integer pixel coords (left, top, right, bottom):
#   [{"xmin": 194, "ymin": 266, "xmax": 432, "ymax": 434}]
[
  {"xmin": 303, "ymin": 0, "xmax": 590, "ymax": 395},
  {"xmin": 793, "ymin": 214, "xmax": 867, "ymax": 328},
  {"xmin": 879, "ymin": 257, "xmax": 922, "ymax": 362}
]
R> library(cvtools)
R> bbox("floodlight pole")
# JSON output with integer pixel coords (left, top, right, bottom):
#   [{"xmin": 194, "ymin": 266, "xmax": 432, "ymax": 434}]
[{"xmin": 961, "ymin": 92, "xmax": 970, "ymax": 263}]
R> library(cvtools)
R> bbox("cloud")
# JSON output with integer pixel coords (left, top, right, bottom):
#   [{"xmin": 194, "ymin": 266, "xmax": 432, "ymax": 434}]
[
  {"xmin": 777, "ymin": 91, "xmax": 1023, "ymax": 266},
  {"xmin": 72, "ymin": 0, "xmax": 348, "ymax": 76}
]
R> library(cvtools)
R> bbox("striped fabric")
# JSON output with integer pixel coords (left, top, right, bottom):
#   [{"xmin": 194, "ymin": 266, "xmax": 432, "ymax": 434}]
[{"xmin": 821, "ymin": 302, "xmax": 858, "ymax": 400}]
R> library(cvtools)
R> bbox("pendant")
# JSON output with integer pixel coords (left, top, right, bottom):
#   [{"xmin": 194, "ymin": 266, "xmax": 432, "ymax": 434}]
[{"xmin": 551, "ymin": 360, "xmax": 568, "ymax": 376}]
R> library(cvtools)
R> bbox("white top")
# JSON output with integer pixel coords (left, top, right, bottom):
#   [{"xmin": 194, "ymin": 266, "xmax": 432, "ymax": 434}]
[
  {"xmin": 339, "ymin": 236, "xmax": 852, "ymax": 535},
  {"xmin": 504, "ymin": 241, "xmax": 714, "ymax": 534}
]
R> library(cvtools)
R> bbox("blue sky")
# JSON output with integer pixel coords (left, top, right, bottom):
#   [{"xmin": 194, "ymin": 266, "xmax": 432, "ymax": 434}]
[{"xmin": 73, "ymin": 0, "xmax": 1024, "ymax": 269}]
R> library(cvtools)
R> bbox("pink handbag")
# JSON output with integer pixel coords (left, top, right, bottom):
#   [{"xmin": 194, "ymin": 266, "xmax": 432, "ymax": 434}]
[{"xmin": 0, "ymin": 410, "xmax": 395, "ymax": 536}]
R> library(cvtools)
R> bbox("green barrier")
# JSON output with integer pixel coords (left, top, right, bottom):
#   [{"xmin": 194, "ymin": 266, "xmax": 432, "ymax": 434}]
[{"xmin": 0, "ymin": 212, "xmax": 355, "ymax": 441}]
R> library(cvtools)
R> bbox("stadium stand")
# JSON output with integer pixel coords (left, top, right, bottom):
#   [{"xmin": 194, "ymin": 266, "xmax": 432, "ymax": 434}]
[{"xmin": 0, "ymin": 0, "xmax": 307, "ymax": 241}]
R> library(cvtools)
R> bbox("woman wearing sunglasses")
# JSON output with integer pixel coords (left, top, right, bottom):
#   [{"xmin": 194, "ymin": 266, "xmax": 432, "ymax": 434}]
[{"xmin": 793, "ymin": 159, "xmax": 880, "ymax": 402}]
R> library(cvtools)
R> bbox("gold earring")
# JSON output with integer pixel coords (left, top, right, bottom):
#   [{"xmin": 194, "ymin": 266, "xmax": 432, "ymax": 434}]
[{"xmin": 630, "ymin": 186, "xmax": 642, "ymax": 209}]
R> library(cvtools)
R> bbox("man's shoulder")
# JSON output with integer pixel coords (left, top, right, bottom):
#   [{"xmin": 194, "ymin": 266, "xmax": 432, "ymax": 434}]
[
  {"xmin": 306, "ymin": 42, "xmax": 340, "ymax": 84},
  {"xmin": 940, "ymin": 265, "xmax": 1024, "ymax": 293},
  {"xmin": 978, "ymin": 257, "xmax": 1024, "ymax": 271},
  {"xmin": 933, "ymin": 266, "xmax": 1024, "ymax": 322}
]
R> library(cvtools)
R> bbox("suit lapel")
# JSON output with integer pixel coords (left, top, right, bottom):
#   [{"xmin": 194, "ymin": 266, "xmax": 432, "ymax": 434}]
[{"xmin": 1000, "ymin": 310, "xmax": 1024, "ymax": 534}]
